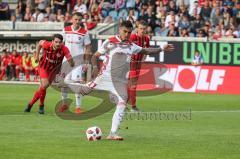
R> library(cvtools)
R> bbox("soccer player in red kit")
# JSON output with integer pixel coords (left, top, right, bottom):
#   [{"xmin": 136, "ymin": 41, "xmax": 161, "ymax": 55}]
[
  {"xmin": 128, "ymin": 21, "xmax": 150, "ymax": 112},
  {"xmin": 9, "ymin": 50, "xmax": 22, "ymax": 81},
  {"xmin": 24, "ymin": 34, "xmax": 74, "ymax": 114},
  {"xmin": 0, "ymin": 50, "xmax": 10, "ymax": 80}
]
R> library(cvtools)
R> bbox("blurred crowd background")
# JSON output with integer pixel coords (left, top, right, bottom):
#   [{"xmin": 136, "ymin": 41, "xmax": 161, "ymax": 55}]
[
  {"xmin": 0, "ymin": 0, "xmax": 239, "ymax": 81},
  {"xmin": 0, "ymin": 0, "xmax": 239, "ymax": 38}
]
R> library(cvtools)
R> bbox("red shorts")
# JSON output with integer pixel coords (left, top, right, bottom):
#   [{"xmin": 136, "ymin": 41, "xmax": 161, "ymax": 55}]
[
  {"xmin": 129, "ymin": 54, "xmax": 144, "ymax": 78},
  {"xmin": 39, "ymin": 67, "xmax": 57, "ymax": 82}
]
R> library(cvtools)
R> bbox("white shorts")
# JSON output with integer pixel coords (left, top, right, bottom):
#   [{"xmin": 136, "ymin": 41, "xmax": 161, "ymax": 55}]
[
  {"xmin": 65, "ymin": 65, "xmax": 83, "ymax": 82},
  {"xmin": 88, "ymin": 73, "xmax": 128, "ymax": 104}
]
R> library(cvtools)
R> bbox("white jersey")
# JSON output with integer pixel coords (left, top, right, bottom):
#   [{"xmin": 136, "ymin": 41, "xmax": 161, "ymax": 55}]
[
  {"xmin": 62, "ymin": 25, "xmax": 91, "ymax": 58},
  {"xmin": 97, "ymin": 36, "xmax": 142, "ymax": 82}
]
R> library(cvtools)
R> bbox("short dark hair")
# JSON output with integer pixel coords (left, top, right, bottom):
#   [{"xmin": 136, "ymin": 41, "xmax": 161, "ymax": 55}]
[
  {"xmin": 53, "ymin": 34, "xmax": 63, "ymax": 41},
  {"xmin": 72, "ymin": 12, "xmax": 83, "ymax": 18},
  {"xmin": 138, "ymin": 20, "xmax": 147, "ymax": 27},
  {"xmin": 120, "ymin": 20, "xmax": 133, "ymax": 29}
]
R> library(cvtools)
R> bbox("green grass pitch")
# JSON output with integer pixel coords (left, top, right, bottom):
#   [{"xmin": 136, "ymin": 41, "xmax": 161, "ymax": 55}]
[{"xmin": 0, "ymin": 84, "xmax": 240, "ymax": 159}]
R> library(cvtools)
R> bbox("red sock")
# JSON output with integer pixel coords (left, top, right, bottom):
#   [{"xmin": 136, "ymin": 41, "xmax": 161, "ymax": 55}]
[
  {"xmin": 25, "ymin": 70, "xmax": 30, "ymax": 81},
  {"xmin": 128, "ymin": 86, "xmax": 137, "ymax": 107},
  {"xmin": 29, "ymin": 89, "xmax": 41, "ymax": 107},
  {"xmin": 39, "ymin": 88, "xmax": 46, "ymax": 106}
]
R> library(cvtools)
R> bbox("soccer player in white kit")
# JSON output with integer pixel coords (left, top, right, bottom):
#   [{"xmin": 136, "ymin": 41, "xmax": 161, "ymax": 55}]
[
  {"xmin": 60, "ymin": 12, "xmax": 92, "ymax": 114},
  {"xmin": 68, "ymin": 21, "xmax": 174, "ymax": 140}
]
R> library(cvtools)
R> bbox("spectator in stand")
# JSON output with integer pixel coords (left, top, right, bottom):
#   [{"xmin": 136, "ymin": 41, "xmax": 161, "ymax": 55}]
[
  {"xmin": 189, "ymin": 1, "xmax": 201, "ymax": 18},
  {"xmin": 74, "ymin": 0, "xmax": 87, "ymax": 14},
  {"xmin": 35, "ymin": 0, "xmax": 48, "ymax": 13},
  {"xmin": 179, "ymin": 4, "xmax": 190, "ymax": 18},
  {"xmin": 0, "ymin": 50, "xmax": 10, "ymax": 80},
  {"xmin": 64, "ymin": 11, "xmax": 72, "ymax": 25},
  {"xmin": 167, "ymin": 0, "xmax": 179, "ymax": 14},
  {"xmin": 83, "ymin": 12, "xmax": 97, "ymax": 30},
  {"xmin": 14, "ymin": 7, "xmax": 23, "ymax": 21},
  {"xmin": 56, "ymin": 8, "xmax": 64, "ymax": 22},
  {"xmin": 167, "ymin": 21, "xmax": 180, "ymax": 36},
  {"xmin": 210, "ymin": 7, "xmax": 223, "ymax": 27},
  {"xmin": 53, "ymin": 0, "xmax": 66, "ymax": 13},
  {"xmin": 180, "ymin": 28, "xmax": 190, "ymax": 37},
  {"xmin": 225, "ymin": 28, "xmax": 237, "ymax": 38},
  {"xmin": 126, "ymin": 8, "xmax": 137, "ymax": 24},
  {"xmin": 22, "ymin": 52, "xmax": 33, "ymax": 82},
  {"xmin": 17, "ymin": 0, "xmax": 27, "ymax": 15},
  {"xmin": 0, "ymin": 1, "xmax": 10, "ymax": 20},
  {"xmin": 200, "ymin": 1, "xmax": 212, "ymax": 21},
  {"xmin": 23, "ymin": 7, "xmax": 32, "ymax": 21},
  {"xmin": 190, "ymin": 14, "xmax": 204, "ymax": 35},
  {"xmin": 31, "ymin": 7, "xmax": 44, "ymax": 22},
  {"xmin": 178, "ymin": 15, "xmax": 191, "ymax": 29},
  {"xmin": 212, "ymin": 23, "xmax": 225, "ymax": 39},
  {"xmin": 45, "ymin": 6, "xmax": 56, "ymax": 22},
  {"xmin": 165, "ymin": 10, "xmax": 180, "ymax": 28}
]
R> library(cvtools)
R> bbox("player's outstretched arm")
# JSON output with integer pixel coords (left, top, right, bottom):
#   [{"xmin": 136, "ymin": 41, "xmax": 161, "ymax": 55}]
[{"xmin": 139, "ymin": 44, "xmax": 174, "ymax": 55}]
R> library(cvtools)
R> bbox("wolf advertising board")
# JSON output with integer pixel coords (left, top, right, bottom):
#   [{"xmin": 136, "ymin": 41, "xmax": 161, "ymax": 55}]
[{"xmin": 137, "ymin": 63, "xmax": 240, "ymax": 94}]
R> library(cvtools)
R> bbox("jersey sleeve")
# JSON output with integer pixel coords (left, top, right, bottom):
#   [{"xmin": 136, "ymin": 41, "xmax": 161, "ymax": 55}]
[
  {"xmin": 63, "ymin": 46, "xmax": 72, "ymax": 60},
  {"xmin": 40, "ymin": 40, "xmax": 48, "ymax": 49},
  {"xmin": 84, "ymin": 32, "xmax": 91, "ymax": 45},
  {"xmin": 97, "ymin": 39, "xmax": 109, "ymax": 55},
  {"xmin": 132, "ymin": 42, "xmax": 142, "ymax": 54}
]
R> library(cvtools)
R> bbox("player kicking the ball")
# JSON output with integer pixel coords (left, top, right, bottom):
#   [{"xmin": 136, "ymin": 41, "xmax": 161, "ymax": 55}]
[
  {"xmin": 67, "ymin": 21, "xmax": 174, "ymax": 140},
  {"xmin": 24, "ymin": 34, "xmax": 74, "ymax": 114}
]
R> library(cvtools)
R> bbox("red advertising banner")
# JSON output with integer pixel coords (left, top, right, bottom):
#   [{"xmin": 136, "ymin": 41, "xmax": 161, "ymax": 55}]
[{"xmin": 137, "ymin": 63, "xmax": 240, "ymax": 94}]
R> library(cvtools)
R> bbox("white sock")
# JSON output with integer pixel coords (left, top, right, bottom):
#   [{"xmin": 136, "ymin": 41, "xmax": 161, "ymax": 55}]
[
  {"xmin": 110, "ymin": 103, "xmax": 126, "ymax": 134},
  {"xmin": 61, "ymin": 87, "xmax": 68, "ymax": 105},
  {"xmin": 75, "ymin": 93, "xmax": 82, "ymax": 108}
]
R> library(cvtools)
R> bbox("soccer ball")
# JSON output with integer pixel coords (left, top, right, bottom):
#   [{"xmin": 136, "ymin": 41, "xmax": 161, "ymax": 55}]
[{"xmin": 86, "ymin": 126, "xmax": 102, "ymax": 141}]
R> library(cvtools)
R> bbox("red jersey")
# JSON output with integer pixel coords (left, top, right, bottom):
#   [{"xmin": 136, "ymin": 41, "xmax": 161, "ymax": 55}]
[
  {"xmin": 1, "ymin": 55, "xmax": 10, "ymax": 66},
  {"xmin": 39, "ymin": 40, "xmax": 72, "ymax": 72},
  {"xmin": 10, "ymin": 54, "xmax": 22, "ymax": 66},
  {"xmin": 130, "ymin": 33, "xmax": 150, "ymax": 61},
  {"xmin": 130, "ymin": 33, "xmax": 150, "ymax": 48}
]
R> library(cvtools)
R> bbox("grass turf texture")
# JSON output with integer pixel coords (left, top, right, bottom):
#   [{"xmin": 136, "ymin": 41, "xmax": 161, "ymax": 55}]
[{"xmin": 0, "ymin": 84, "xmax": 240, "ymax": 159}]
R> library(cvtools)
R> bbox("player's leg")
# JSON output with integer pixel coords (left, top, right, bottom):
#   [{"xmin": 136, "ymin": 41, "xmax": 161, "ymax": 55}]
[
  {"xmin": 58, "ymin": 71, "xmax": 71, "ymax": 112},
  {"xmin": 24, "ymin": 68, "xmax": 50, "ymax": 114},
  {"xmin": 15, "ymin": 65, "xmax": 20, "ymax": 80},
  {"xmin": 128, "ymin": 59, "xmax": 140, "ymax": 112},
  {"xmin": 107, "ymin": 82, "xmax": 128, "ymax": 140},
  {"xmin": 128, "ymin": 75, "xmax": 139, "ymax": 112},
  {"xmin": 38, "ymin": 77, "xmax": 50, "ymax": 114},
  {"xmin": 71, "ymin": 65, "xmax": 83, "ymax": 114}
]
